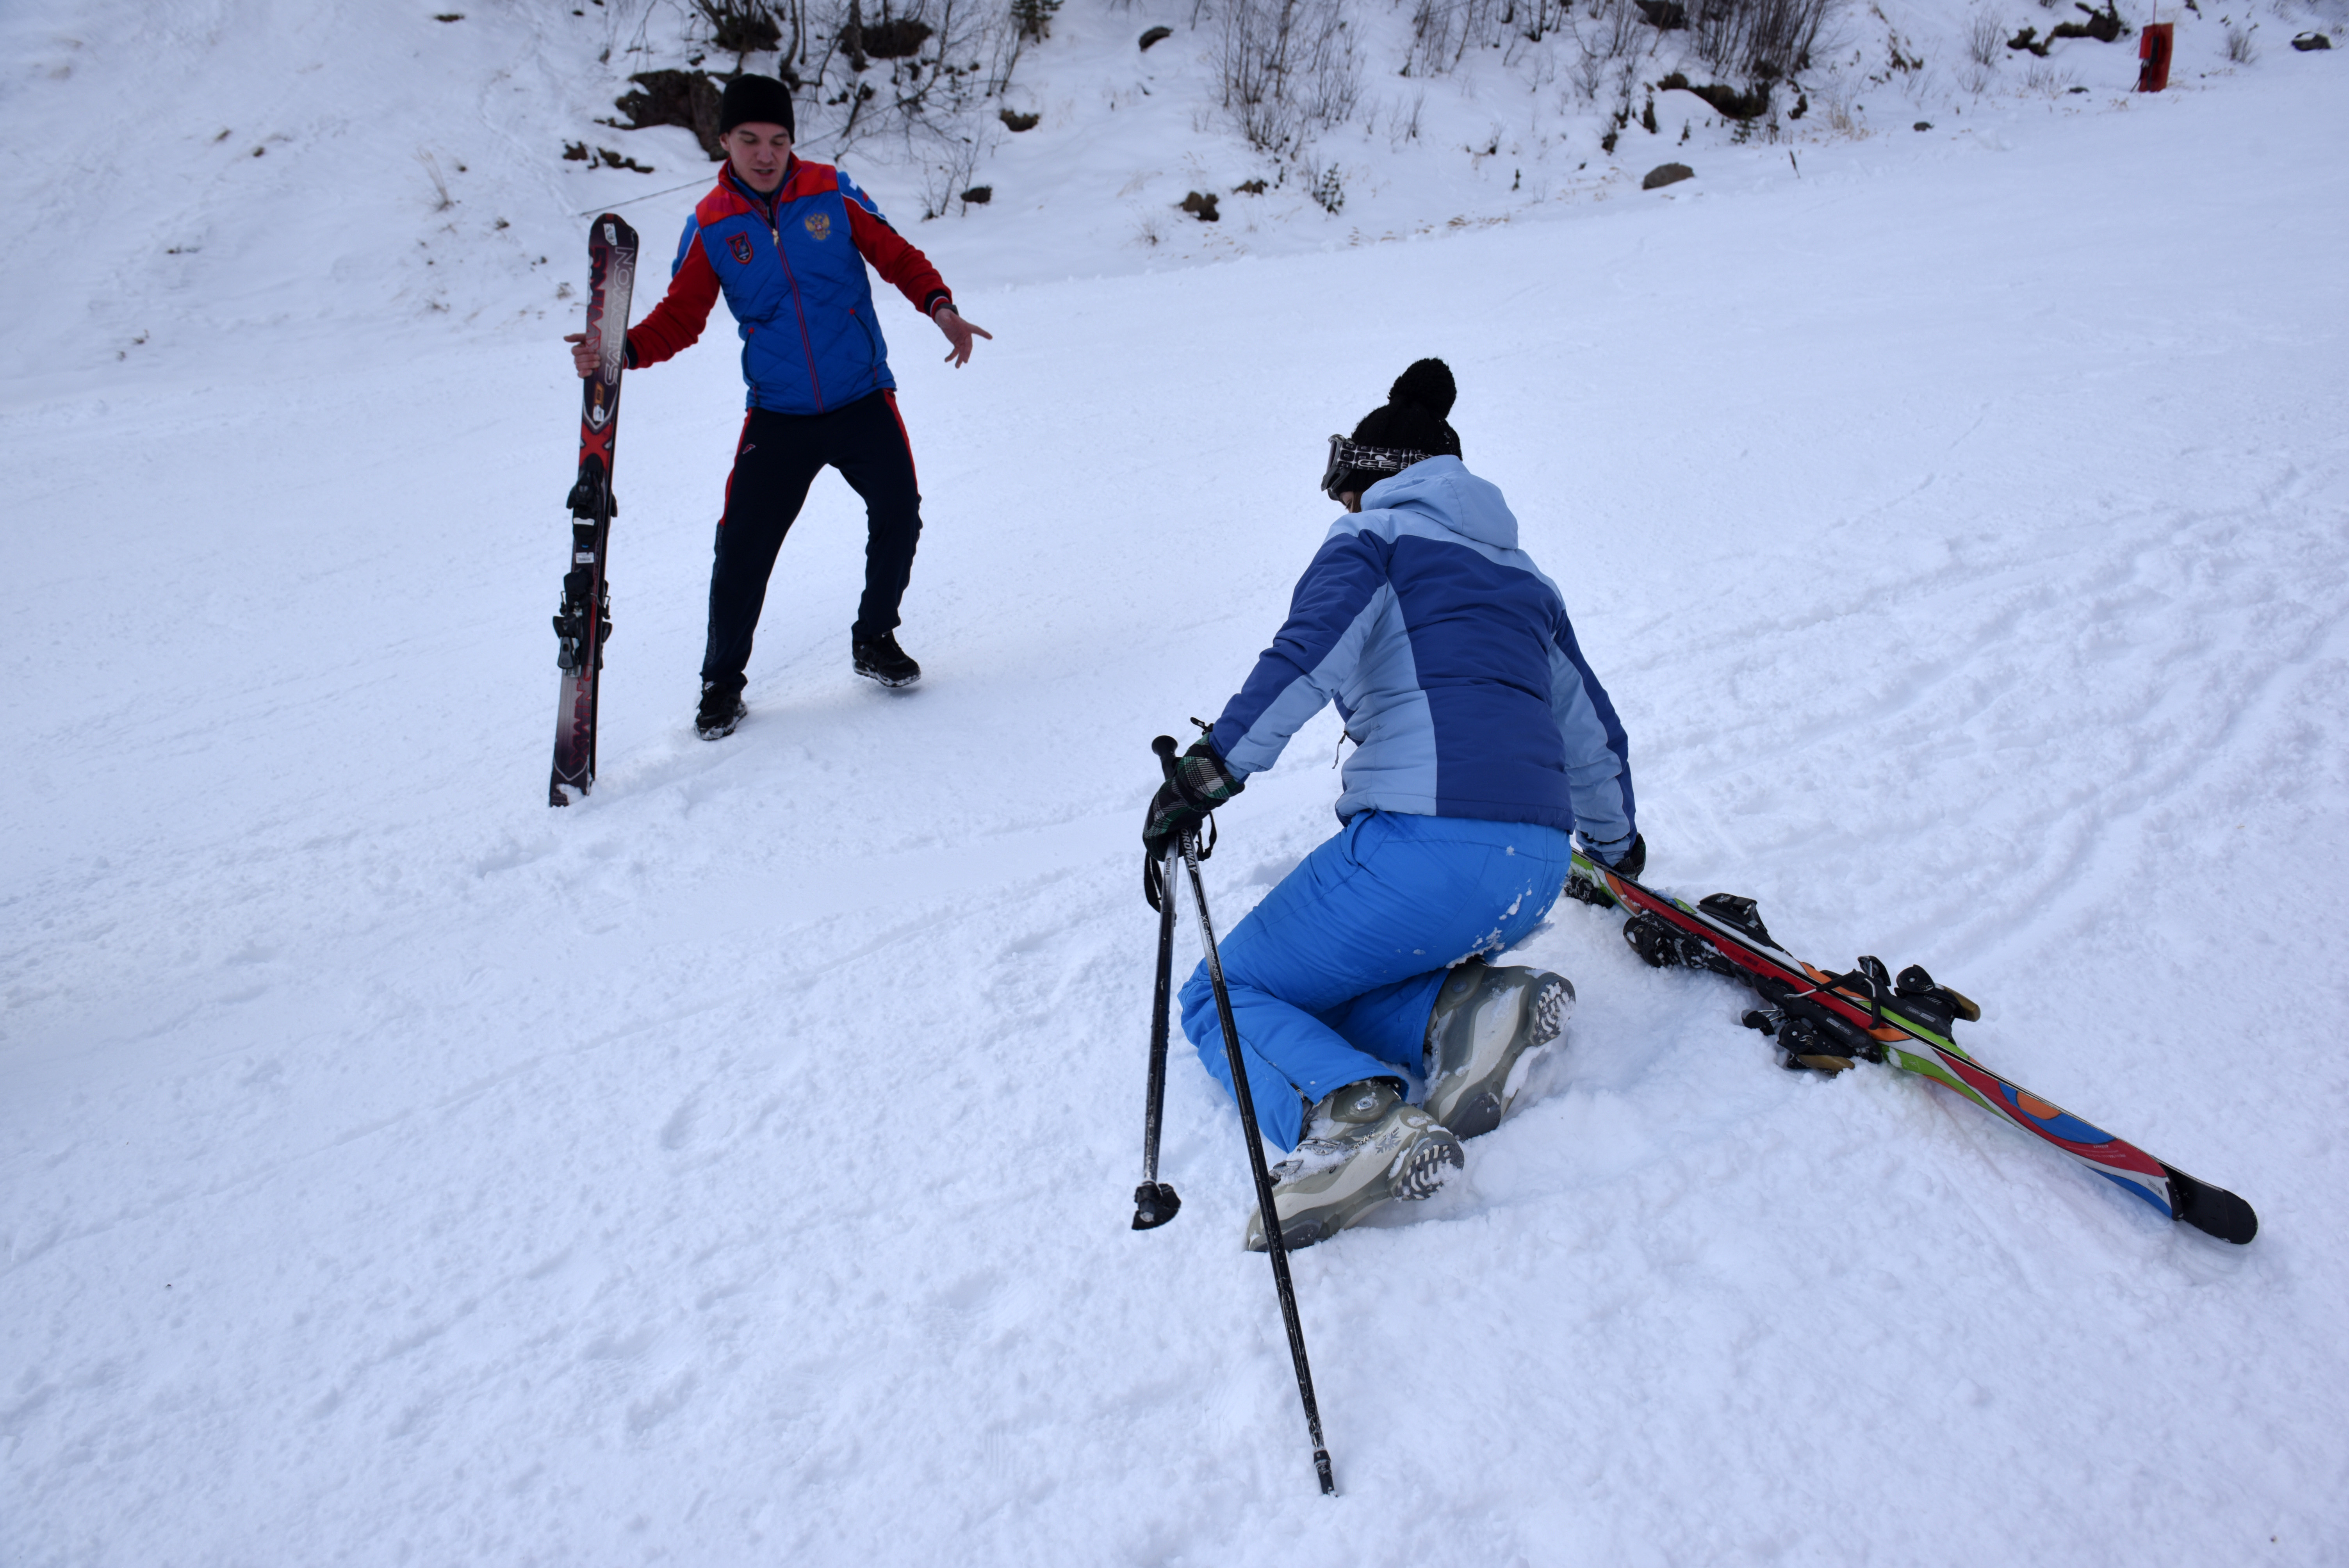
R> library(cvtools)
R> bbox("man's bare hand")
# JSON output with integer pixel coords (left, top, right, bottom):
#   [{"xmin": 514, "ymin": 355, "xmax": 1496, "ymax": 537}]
[
  {"xmin": 563, "ymin": 331, "xmax": 597, "ymax": 379},
  {"xmin": 933, "ymin": 305, "xmax": 993, "ymax": 368}
]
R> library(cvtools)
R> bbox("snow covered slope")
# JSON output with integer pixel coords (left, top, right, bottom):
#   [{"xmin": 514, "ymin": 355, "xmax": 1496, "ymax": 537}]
[
  {"xmin": 5, "ymin": 0, "xmax": 2334, "ymax": 387},
  {"xmin": 4, "ymin": 2, "xmax": 2348, "ymax": 1563}
]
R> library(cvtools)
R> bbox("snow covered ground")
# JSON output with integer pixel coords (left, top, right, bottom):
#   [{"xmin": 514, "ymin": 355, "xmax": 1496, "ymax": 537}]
[{"xmin": 5, "ymin": 2, "xmax": 2348, "ymax": 1563}]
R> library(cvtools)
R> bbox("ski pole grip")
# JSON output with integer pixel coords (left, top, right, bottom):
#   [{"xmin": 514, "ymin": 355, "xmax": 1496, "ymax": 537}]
[{"xmin": 1153, "ymin": 733, "xmax": 1179, "ymax": 782}]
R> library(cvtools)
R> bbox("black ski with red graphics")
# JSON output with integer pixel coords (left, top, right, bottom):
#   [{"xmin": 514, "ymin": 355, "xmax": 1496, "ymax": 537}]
[{"xmin": 549, "ymin": 213, "xmax": 639, "ymax": 807}]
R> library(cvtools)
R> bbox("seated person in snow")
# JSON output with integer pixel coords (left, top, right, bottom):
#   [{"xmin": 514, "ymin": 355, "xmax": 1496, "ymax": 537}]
[{"xmin": 1144, "ymin": 359, "xmax": 1643, "ymax": 1251}]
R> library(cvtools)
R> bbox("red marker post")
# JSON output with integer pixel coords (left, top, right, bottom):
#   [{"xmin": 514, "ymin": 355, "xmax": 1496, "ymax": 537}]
[{"xmin": 2138, "ymin": 19, "xmax": 2175, "ymax": 90}]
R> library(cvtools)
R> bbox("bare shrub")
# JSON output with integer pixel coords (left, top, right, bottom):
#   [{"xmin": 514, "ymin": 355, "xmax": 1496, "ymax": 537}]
[
  {"xmin": 771, "ymin": 0, "xmax": 811, "ymax": 62},
  {"xmin": 1520, "ymin": 0, "xmax": 1577, "ymax": 40},
  {"xmin": 754, "ymin": 0, "xmax": 1027, "ymax": 219},
  {"xmin": 1690, "ymin": 0, "xmax": 1838, "ymax": 79},
  {"xmin": 1217, "ymin": 0, "xmax": 1361, "ymax": 157},
  {"xmin": 1958, "ymin": 60, "xmax": 1991, "ymax": 93},
  {"xmin": 2022, "ymin": 59, "xmax": 2078, "ymax": 94},
  {"xmin": 1964, "ymin": 7, "xmax": 2004, "ymax": 66},
  {"xmin": 415, "ymin": 150, "xmax": 454, "ymax": 210},
  {"xmin": 697, "ymin": 0, "xmax": 782, "ymax": 54},
  {"xmin": 1009, "ymin": 0, "xmax": 1060, "ymax": 41},
  {"xmin": 915, "ymin": 122, "xmax": 996, "ymax": 218},
  {"xmin": 1571, "ymin": 0, "xmax": 1649, "ymax": 74},
  {"xmin": 2226, "ymin": 22, "xmax": 2258, "ymax": 60},
  {"xmin": 1381, "ymin": 87, "xmax": 1428, "ymax": 146},
  {"xmin": 1565, "ymin": 35, "xmax": 1610, "ymax": 99},
  {"xmin": 1408, "ymin": 0, "xmax": 1508, "ymax": 72},
  {"xmin": 860, "ymin": 16, "xmax": 936, "ymax": 55}
]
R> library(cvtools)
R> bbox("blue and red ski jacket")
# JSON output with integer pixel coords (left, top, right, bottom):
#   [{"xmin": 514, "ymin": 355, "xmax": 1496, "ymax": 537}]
[{"xmin": 626, "ymin": 161, "xmax": 952, "ymax": 415}]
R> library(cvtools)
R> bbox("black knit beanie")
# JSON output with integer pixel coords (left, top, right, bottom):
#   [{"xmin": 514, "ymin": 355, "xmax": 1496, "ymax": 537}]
[
  {"xmin": 719, "ymin": 74, "xmax": 797, "ymax": 139},
  {"xmin": 1328, "ymin": 359, "xmax": 1461, "ymax": 497},
  {"xmin": 1351, "ymin": 359, "xmax": 1461, "ymax": 456}
]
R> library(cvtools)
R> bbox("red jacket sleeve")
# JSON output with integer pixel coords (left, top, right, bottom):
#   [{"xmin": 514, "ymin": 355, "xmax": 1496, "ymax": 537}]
[
  {"xmin": 844, "ymin": 200, "xmax": 953, "ymax": 319},
  {"xmin": 624, "ymin": 235, "xmax": 720, "ymax": 369}
]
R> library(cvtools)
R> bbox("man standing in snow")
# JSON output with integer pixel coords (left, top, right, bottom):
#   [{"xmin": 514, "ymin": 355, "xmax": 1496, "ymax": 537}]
[
  {"xmin": 567, "ymin": 73, "xmax": 990, "ymax": 738},
  {"xmin": 1143, "ymin": 359, "xmax": 1643, "ymax": 1251}
]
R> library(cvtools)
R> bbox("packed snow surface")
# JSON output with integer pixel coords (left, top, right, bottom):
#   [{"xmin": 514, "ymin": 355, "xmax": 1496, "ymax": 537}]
[{"xmin": 4, "ymin": 3, "xmax": 2348, "ymax": 1564}]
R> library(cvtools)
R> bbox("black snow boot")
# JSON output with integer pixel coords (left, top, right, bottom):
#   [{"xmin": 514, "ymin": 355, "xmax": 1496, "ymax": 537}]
[
  {"xmin": 852, "ymin": 632, "xmax": 921, "ymax": 689},
  {"xmin": 695, "ymin": 680, "xmax": 747, "ymax": 740}
]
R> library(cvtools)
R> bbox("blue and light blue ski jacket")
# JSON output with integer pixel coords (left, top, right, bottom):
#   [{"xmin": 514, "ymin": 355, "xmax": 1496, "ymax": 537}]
[{"xmin": 1208, "ymin": 457, "xmax": 1635, "ymax": 847}]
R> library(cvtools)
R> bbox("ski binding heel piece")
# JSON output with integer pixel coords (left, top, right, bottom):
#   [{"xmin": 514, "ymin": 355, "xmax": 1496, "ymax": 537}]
[
  {"xmin": 1775, "ymin": 1015, "xmax": 1855, "ymax": 1073},
  {"xmin": 1696, "ymin": 893, "xmax": 1776, "ymax": 946},
  {"xmin": 1743, "ymin": 987, "xmax": 1884, "ymax": 1074},
  {"xmin": 1743, "ymin": 1005, "xmax": 1856, "ymax": 1073},
  {"xmin": 1563, "ymin": 866, "xmax": 1618, "ymax": 910},
  {"xmin": 1894, "ymin": 962, "xmax": 1980, "ymax": 1023},
  {"xmin": 1622, "ymin": 913, "xmax": 1737, "ymax": 976}
]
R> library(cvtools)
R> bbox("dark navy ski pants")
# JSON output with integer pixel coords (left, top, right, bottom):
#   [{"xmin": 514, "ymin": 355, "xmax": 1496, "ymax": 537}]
[
  {"xmin": 700, "ymin": 390, "xmax": 923, "ymax": 692},
  {"xmin": 1179, "ymin": 811, "xmax": 1574, "ymax": 1151}
]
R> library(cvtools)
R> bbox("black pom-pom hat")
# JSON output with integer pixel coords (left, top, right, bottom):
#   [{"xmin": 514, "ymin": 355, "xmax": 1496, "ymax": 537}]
[{"xmin": 1322, "ymin": 358, "xmax": 1462, "ymax": 500}]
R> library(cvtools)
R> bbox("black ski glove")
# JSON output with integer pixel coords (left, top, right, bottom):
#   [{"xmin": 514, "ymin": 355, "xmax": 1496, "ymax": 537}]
[
  {"xmin": 1143, "ymin": 739, "xmax": 1246, "ymax": 865},
  {"xmin": 1584, "ymin": 832, "xmax": 1645, "ymax": 881}
]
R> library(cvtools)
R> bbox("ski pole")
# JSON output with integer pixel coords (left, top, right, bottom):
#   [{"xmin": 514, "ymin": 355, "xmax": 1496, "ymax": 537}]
[
  {"xmin": 1176, "ymin": 808, "xmax": 1337, "ymax": 1497},
  {"xmin": 1133, "ymin": 736, "xmax": 1185, "ymax": 1231}
]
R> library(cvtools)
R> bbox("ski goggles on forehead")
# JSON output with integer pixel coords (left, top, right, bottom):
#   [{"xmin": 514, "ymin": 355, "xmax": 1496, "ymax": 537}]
[{"xmin": 1321, "ymin": 435, "xmax": 1432, "ymax": 500}]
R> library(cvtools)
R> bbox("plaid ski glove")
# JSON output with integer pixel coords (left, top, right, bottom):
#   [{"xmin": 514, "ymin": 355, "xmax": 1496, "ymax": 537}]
[{"xmin": 1143, "ymin": 739, "xmax": 1246, "ymax": 864}]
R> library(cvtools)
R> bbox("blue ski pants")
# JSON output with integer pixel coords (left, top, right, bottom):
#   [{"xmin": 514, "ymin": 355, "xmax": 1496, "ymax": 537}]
[{"xmin": 1179, "ymin": 811, "xmax": 1574, "ymax": 1151}]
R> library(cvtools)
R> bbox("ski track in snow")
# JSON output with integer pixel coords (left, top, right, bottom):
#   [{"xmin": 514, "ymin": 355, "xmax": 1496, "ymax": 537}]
[{"xmin": 4, "ymin": 5, "xmax": 2349, "ymax": 1564}]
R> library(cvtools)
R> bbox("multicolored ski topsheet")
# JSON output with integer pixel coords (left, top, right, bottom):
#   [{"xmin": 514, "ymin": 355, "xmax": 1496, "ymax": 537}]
[
  {"xmin": 1563, "ymin": 852, "xmax": 2257, "ymax": 1245},
  {"xmin": 549, "ymin": 213, "xmax": 638, "ymax": 808}
]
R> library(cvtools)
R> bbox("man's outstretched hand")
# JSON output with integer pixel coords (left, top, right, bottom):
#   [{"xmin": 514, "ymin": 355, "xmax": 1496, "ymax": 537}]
[
  {"xmin": 563, "ymin": 332, "xmax": 597, "ymax": 379},
  {"xmin": 933, "ymin": 304, "xmax": 993, "ymax": 367}
]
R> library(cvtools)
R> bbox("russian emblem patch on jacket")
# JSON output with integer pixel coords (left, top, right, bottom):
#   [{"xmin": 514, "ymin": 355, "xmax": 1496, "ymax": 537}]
[{"xmin": 655, "ymin": 160, "xmax": 951, "ymax": 415}]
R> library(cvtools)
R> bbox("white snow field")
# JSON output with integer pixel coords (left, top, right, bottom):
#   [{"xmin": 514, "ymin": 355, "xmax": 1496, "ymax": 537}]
[{"xmin": 5, "ymin": 2, "xmax": 2349, "ymax": 1564}]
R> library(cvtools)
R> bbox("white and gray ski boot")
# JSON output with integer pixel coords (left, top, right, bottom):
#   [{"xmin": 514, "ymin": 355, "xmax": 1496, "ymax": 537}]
[
  {"xmin": 1421, "ymin": 962, "xmax": 1575, "ymax": 1139},
  {"xmin": 1243, "ymin": 1078, "xmax": 1463, "ymax": 1253}
]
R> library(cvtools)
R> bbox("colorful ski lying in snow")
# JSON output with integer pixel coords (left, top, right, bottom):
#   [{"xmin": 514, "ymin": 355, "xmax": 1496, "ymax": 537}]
[{"xmin": 1563, "ymin": 851, "xmax": 2258, "ymax": 1245}]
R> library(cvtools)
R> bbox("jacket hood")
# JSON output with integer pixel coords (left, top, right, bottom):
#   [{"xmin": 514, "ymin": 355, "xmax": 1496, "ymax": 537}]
[{"xmin": 1360, "ymin": 456, "xmax": 1519, "ymax": 551}]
